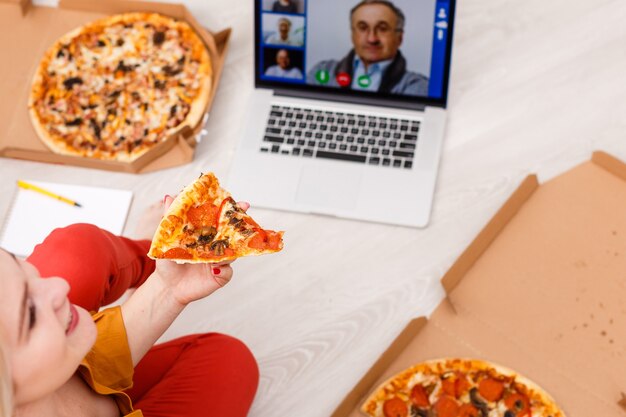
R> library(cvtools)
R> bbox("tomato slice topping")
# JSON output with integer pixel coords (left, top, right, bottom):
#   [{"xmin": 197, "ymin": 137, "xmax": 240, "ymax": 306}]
[
  {"xmin": 247, "ymin": 229, "xmax": 281, "ymax": 250},
  {"xmin": 434, "ymin": 395, "xmax": 459, "ymax": 417},
  {"xmin": 504, "ymin": 393, "xmax": 531, "ymax": 416},
  {"xmin": 478, "ymin": 378, "xmax": 504, "ymax": 402},
  {"xmin": 247, "ymin": 233, "xmax": 267, "ymax": 249},
  {"xmin": 266, "ymin": 231, "xmax": 282, "ymax": 250},
  {"xmin": 187, "ymin": 202, "xmax": 219, "ymax": 228},
  {"xmin": 410, "ymin": 384, "xmax": 430, "ymax": 407},
  {"xmin": 458, "ymin": 403, "xmax": 480, "ymax": 417},
  {"xmin": 216, "ymin": 197, "xmax": 234, "ymax": 225},
  {"xmin": 382, "ymin": 397, "xmax": 408, "ymax": 417},
  {"xmin": 243, "ymin": 215, "xmax": 260, "ymax": 228},
  {"xmin": 455, "ymin": 373, "xmax": 471, "ymax": 398},
  {"xmin": 442, "ymin": 372, "xmax": 471, "ymax": 399},
  {"xmin": 442, "ymin": 378, "xmax": 456, "ymax": 397},
  {"xmin": 162, "ymin": 247, "xmax": 192, "ymax": 259}
]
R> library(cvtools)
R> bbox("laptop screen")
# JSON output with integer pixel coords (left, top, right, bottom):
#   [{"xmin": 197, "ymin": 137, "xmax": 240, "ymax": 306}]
[{"xmin": 255, "ymin": 0, "xmax": 455, "ymax": 108}]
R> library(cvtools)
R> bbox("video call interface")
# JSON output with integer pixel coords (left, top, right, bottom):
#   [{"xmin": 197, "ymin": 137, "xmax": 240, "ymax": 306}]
[{"xmin": 258, "ymin": 0, "xmax": 451, "ymax": 99}]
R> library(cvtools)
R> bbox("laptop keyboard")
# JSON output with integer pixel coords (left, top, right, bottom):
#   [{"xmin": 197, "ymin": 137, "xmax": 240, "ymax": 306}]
[{"xmin": 260, "ymin": 105, "xmax": 419, "ymax": 169}]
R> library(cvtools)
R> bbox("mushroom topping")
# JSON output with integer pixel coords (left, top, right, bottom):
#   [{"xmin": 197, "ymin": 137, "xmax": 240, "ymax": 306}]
[
  {"xmin": 198, "ymin": 226, "xmax": 216, "ymax": 244},
  {"xmin": 469, "ymin": 388, "xmax": 489, "ymax": 417},
  {"xmin": 409, "ymin": 405, "xmax": 428, "ymax": 417},
  {"xmin": 229, "ymin": 217, "xmax": 243, "ymax": 227},
  {"xmin": 239, "ymin": 228, "xmax": 255, "ymax": 237},
  {"xmin": 115, "ymin": 60, "xmax": 134, "ymax": 73},
  {"xmin": 65, "ymin": 118, "xmax": 83, "ymax": 126},
  {"xmin": 89, "ymin": 119, "xmax": 101, "ymax": 140},
  {"xmin": 153, "ymin": 31, "xmax": 166, "ymax": 46},
  {"xmin": 209, "ymin": 239, "xmax": 229, "ymax": 256},
  {"xmin": 162, "ymin": 64, "xmax": 182, "ymax": 77},
  {"xmin": 63, "ymin": 77, "xmax": 83, "ymax": 90}
]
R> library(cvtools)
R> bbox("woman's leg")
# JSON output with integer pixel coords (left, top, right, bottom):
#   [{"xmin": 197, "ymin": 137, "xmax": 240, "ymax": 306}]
[
  {"xmin": 126, "ymin": 333, "xmax": 259, "ymax": 417},
  {"xmin": 26, "ymin": 223, "xmax": 155, "ymax": 311}
]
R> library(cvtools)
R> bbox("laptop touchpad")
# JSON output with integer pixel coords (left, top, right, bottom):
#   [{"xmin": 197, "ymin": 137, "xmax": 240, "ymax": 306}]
[{"xmin": 296, "ymin": 165, "xmax": 361, "ymax": 210}]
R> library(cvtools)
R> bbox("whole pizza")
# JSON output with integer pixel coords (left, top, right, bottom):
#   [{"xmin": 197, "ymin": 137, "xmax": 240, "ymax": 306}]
[
  {"xmin": 361, "ymin": 358, "xmax": 566, "ymax": 417},
  {"xmin": 28, "ymin": 12, "xmax": 212, "ymax": 162}
]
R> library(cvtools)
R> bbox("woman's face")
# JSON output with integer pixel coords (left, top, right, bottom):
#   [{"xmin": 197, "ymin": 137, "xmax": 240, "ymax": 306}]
[{"xmin": 0, "ymin": 250, "xmax": 96, "ymax": 405}]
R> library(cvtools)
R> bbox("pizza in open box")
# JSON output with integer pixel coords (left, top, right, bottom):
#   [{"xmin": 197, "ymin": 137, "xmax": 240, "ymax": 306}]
[
  {"xmin": 361, "ymin": 358, "xmax": 565, "ymax": 417},
  {"xmin": 29, "ymin": 12, "xmax": 212, "ymax": 162}
]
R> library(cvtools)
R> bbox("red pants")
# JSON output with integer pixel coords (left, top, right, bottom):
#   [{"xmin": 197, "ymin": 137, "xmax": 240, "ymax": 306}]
[{"xmin": 27, "ymin": 224, "xmax": 259, "ymax": 417}]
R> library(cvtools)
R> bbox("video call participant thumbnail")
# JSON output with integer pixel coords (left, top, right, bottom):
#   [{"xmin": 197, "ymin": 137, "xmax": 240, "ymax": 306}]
[
  {"xmin": 271, "ymin": 0, "xmax": 299, "ymax": 14},
  {"xmin": 264, "ymin": 48, "xmax": 304, "ymax": 79},
  {"xmin": 265, "ymin": 16, "xmax": 303, "ymax": 47},
  {"xmin": 307, "ymin": 0, "xmax": 428, "ymax": 96}
]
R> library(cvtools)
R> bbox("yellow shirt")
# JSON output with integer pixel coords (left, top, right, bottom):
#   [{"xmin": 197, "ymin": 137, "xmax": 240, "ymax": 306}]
[{"xmin": 77, "ymin": 306, "xmax": 143, "ymax": 417}]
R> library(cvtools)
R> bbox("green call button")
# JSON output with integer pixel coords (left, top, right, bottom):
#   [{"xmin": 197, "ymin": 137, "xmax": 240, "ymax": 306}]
[
  {"xmin": 357, "ymin": 75, "xmax": 371, "ymax": 88},
  {"xmin": 315, "ymin": 69, "xmax": 330, "ymax": 84}
]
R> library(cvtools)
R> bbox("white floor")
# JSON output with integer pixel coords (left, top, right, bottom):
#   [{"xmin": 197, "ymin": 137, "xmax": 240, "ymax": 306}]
[{"xmin": 2, "ymin": 0, "xmax": 626, "ymax": 416}]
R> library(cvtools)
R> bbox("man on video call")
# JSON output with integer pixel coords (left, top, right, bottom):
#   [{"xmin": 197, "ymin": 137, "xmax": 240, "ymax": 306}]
[
  {"xmin": 306, "ymin": 0, "xmax": 428, "ymax": 96},
  {"xmin": 264, "ymin": 49, "xmax": 303, "ymax": 79}
]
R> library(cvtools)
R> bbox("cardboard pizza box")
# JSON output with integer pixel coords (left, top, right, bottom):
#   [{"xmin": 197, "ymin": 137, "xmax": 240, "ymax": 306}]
[
  {"xmin": 0, "ymin": 0, "xmax": 231, "ymax": 173},
  {"xmin": 333, "ymin": 150, "xmax": 626, "ymax": 417}
]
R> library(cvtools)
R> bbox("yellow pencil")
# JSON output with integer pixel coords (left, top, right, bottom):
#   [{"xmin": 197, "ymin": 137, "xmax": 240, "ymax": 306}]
[{"xmin": 17, "ymin": 180, "xmax": 82, "ymax": 208}]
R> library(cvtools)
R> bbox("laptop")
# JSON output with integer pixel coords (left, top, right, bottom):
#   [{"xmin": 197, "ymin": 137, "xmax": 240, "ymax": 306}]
[{"xmin": 228, "ymin": 0, "xmax": 455, "ymax": 227}]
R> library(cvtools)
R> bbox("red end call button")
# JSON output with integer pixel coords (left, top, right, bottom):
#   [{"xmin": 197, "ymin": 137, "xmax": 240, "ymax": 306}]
[{"xmin": 336, "ymin": 72, "xmax": 351, "ymax": 87}]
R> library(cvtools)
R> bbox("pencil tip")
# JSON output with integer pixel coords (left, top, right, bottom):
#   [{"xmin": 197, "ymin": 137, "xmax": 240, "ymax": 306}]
[{"xmin": 75, "ymin": 202, "xmax": 82, "ymax": 207}]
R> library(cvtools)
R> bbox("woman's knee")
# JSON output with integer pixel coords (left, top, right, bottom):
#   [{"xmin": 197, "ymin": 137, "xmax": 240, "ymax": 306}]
[
  {"xmin": 194, "ymin": 333, "xmax": 260, "ymax": 385},
  {"xmin": 32, "ymin": 224, "xmax": 109, "ymax": 264}
]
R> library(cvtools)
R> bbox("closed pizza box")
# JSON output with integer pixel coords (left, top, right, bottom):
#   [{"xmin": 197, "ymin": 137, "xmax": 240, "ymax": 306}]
[
  {"xmin": 0, "ymin": 0, "xmax": 231, "ymax": 173},
  {"xmin": 333, "ymin": 151, "xmax": 626, "ymax": 417}
]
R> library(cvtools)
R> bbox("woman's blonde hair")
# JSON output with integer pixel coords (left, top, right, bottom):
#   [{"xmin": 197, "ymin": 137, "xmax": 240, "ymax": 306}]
[{"xmin": 0, "ymin": 331, "xmax": 13, "ymax": 417}]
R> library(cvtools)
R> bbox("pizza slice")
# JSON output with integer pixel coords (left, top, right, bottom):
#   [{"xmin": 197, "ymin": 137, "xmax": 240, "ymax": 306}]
[{"xmin": 148, "ymin": 172, "xmax": 284, "ymax": 263}]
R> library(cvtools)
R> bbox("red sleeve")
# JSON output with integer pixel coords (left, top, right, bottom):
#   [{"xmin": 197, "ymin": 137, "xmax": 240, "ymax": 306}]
[{"xmin": 26, "ymin": 223, "xmax": 155, "ymax": 311}]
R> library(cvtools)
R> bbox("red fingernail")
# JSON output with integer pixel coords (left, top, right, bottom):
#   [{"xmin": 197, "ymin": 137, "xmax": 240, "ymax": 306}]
[{"xmin": 213, "ymin": 267, "xmax": 221, "ymax": 275}]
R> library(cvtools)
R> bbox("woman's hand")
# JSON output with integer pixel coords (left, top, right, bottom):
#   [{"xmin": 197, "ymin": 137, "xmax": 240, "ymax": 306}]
[
  {"xmin": 122, "ymin": 196, "xmax": 250, "ymax": 366},
  {"xmin": 152, "ymin": 195, "xmax": 250, "ymax": 307}
]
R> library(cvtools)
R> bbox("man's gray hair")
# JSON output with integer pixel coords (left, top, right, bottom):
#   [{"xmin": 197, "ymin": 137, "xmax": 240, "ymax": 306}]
[{"xmin": 350, "ymin": 0, "xmax": 405, "ymax": 31}]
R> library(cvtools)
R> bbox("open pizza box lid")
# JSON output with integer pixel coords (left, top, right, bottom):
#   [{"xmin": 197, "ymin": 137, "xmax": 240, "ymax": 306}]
[
  {"xmin": 0, "ymin": 0, "xmax": 231, "ymax": 173},
  {"xmin": 333, "ymin": 151, "xmax": 626, "ymax": 417}
]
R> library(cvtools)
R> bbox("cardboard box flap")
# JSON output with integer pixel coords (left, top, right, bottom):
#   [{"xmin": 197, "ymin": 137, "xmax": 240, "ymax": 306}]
[
  {"xmin": 592, "ymin": 150, "xmax": 626, "ymax": 182},
  {"xmin": 336, "ymin": 153, "xmax": 626, "ymax": 417},
  {"xmin": 213, "ymin": 28, "xmax": 232, "ymax": 53},
  {"xmin": 331, "ymin": 318, "xmax": 427, "ymax": 417},
  {"xmin": 441, "ymin": 174, "xmax": 539, "ymax": 294},
  {"xmin": 182, "ymin": 7, "xmax": 219, "ymax": 56},
  {"xmin": 442, "ymin": 159, "xmax": 626, "ymax": 415},
  {"xmin": 0, "ymin": 0, "xmax": 29, "ymax": 15}
]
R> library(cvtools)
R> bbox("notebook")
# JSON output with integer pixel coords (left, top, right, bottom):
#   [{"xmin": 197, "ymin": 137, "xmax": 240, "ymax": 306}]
[{"xmin": 0, "ymin": 180, "xmax": 133, "ymax": 257}]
